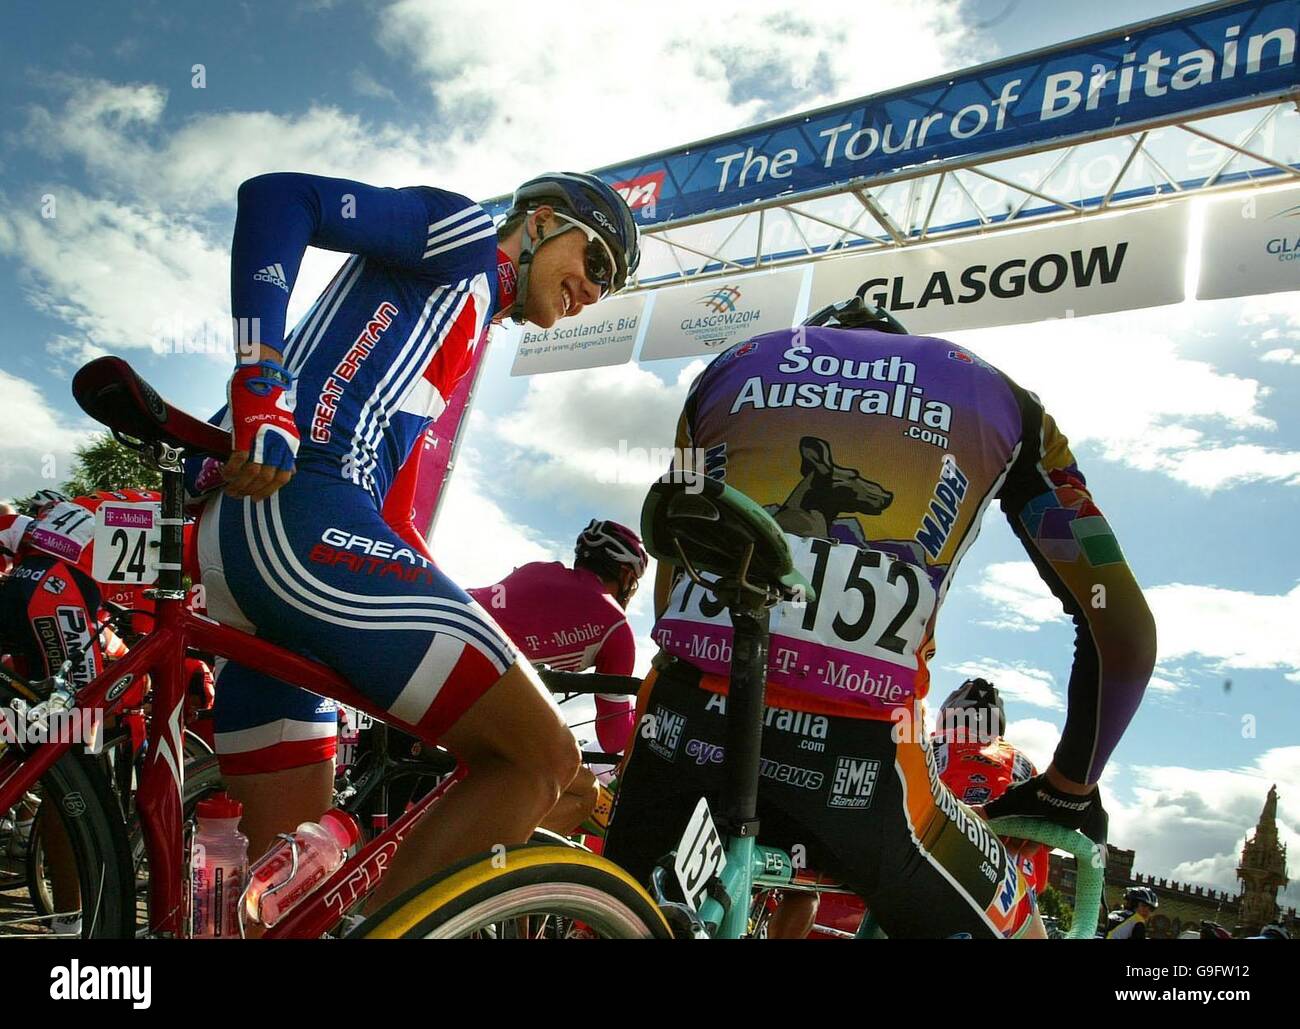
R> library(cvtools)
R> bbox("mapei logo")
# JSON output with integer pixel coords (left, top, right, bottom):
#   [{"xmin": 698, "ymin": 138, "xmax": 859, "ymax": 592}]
[
  {"xmin": 699, "ymin": 285, "xmax": 742, "ymax": 314},
  {"xmin": 828, "ymin": 757, "xmax": 879, "ymax": 809},
  {"xmin": 611, "ymin": 170, "xmax": 665, "ymax": 212}
]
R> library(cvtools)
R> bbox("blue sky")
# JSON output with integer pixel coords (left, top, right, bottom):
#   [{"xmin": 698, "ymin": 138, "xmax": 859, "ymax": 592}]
[{"xmin": 1, "ymin": 0, "xmax": 1296, "ymax": 908}]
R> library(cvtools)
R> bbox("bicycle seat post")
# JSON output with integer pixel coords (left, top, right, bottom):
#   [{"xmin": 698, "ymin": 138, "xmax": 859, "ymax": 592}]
[
  {"xmin": 720, "ymin": 597, "xmax": 769, "ymax": 840},
  {"xmin": 152, "ymin": 441, "xmax": 187, "ymax": 601}
]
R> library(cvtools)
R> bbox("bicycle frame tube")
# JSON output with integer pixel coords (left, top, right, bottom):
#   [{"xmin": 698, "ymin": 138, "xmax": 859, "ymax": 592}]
[
  {"xmin": 696, "ymin": 604, "xmax": 771, "ymax": 938},
  {"xmin": 264, "ymin": 764, "xmax": 467, "ymax": 939},
  {"xmin": 0, "ymin": 583, "xmax": 477, "ymax": 937}
]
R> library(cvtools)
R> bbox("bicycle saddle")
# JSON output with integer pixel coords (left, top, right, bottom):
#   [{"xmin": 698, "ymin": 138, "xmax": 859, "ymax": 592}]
[
  {"xmin": 640, "ymin": 471, "xmax": 812, "ymax": 604},
  {"xmin": 72, "ymin": 356, "xmax": 232, "ymax": 461}
]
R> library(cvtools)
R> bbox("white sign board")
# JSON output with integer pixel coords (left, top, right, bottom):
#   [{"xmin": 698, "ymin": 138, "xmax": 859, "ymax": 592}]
[
  {"xmin": 638, "ymin": 266, "xmax": 808, "ymax": 361},
  {"xmin": 1197, "ymin": 185, "xmax": 1300, "ymax": 302},
  {"xmin": 510, "ymin": 292, "xmax": 646, "ymax": 376},
  {"xmin": 809, "ymin": 204, "xmax": 1189, "ymax": 335}
]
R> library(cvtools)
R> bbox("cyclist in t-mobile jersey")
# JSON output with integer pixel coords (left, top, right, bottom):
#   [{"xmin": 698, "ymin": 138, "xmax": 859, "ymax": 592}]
[{"xmin": 469, "ymin": 519, "xmax": 647, "ymax": 833}]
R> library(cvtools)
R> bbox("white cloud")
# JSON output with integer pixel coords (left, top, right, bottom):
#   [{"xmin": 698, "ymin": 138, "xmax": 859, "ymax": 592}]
[
  {"xmin": 1147, "ymin": 580, "xmax": 1300, "ymax": 681},
  {"xmin": 938, "ymin": 658, "xmax": 1063, "ymax": 711},
  {"xmin": 954, "ymin": 309, "xmax": 1300, "ymax": 492},
  {"xmin": 429, "ymin": 447, "xmax": 564, "ymax": 587},
  {"xmin": 493, "ymin": 360, "xmax": 703, "ymax": 516},
  {"xmin": 970, "ymin": 560, "xmax": 1067, "ymax": 631},
  {"xmin": 1002, "ymin": 717, "xmax": 1062, "ymax": 773},
  {"xmin": 0, "ymin": 187, "xmax": 229, "ymax": 365},
  {"xmin": 375, "ymin": 0, "xmax": 983, "ymax": 192},
  {"xmin": 0, "ymin": 371, "xmax": 94, "ymax": 498},
  {"xmin": 1261, "ymin": 347, "xmax": 1300, "ymax": 365},
  {"xmin": 1107, "ymin": 748, "xmax": 1300, "ymax": 909}
]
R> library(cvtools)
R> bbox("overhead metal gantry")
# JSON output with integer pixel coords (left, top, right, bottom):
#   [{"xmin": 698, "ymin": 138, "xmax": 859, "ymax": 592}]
[{"xmin": 630, "ymin": 94, "xmax": 1300, "ymax": 292}]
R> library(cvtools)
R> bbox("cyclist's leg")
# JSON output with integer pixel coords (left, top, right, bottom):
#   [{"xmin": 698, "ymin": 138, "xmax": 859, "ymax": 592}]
[
  {"xmin": 768, "ymin": 892, "xmax": 819, "ymax": 938},
  {"xmin": 211, "ymin": 657, "xmax": 339, "ymax": 858},
  {"xmin": 369, "ymin": 659, "xmax": 579, "ymax": 905},
  {"xmin": 813, "ymin": 701, "xmax": 1044, "ymax": 939},
  {"xmin": 538, "ymin": 762, "xmax": 599, "ymax": 836},
  {"xmin": 199, "ymin": 483, "xmax": 580, "ymax": 901},
  {"xmin": 604, "ymin": 665, "xmax": 730, "ymax": 887}
]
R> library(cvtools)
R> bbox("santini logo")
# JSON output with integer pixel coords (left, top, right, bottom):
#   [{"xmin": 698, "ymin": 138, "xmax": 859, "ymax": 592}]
[{"xmin": 50, "ymin": 961, "xmax": 151, "ymax": 1009}]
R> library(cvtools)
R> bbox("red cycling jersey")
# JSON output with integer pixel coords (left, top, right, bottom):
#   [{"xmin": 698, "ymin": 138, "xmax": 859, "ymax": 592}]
[
  {"xmin": 931, "ymin": 732, "xmax": 1049, "ymax": 894},
  {"xmin": 469, "ymin": 562, "xmax": 636, "ymax": 753}
]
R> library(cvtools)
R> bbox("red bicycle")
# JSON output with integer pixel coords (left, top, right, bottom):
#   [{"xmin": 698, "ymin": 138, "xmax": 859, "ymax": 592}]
[{"xmin": 0, "ymin": 357, "xmax": 668, "ymax": 939}]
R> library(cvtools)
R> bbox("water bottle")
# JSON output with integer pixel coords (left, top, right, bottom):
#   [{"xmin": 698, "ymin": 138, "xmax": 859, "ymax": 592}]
[
  {"xmin": 242, "ymin": 809, "xmax": 361, "ymax": 929},
  {"xmin": 189, "ymin": 792, "xmax": 249, "ymax": 938}
]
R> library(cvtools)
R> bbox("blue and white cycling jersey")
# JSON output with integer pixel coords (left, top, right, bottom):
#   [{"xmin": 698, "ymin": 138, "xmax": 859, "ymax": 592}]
[
  {"xmin": 230, "ymin": 172, "xmax": 499, "ymax": 502},
  {"xmin": 198, "ymin": 172, "xmax": 518, "ymax": 774}
]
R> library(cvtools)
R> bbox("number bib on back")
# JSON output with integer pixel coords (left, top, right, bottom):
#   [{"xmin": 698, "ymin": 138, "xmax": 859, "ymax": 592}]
[
  {"xmin": 652, "ymin": 533, "xmax": 936, "ymax": 715},
  {"xmin": 27, "ymin": 501, "xmax": 96, "ymax": 563},
  {"xmin": 92, "ymin": 502, "xmax": 162, "ymax": 586}
]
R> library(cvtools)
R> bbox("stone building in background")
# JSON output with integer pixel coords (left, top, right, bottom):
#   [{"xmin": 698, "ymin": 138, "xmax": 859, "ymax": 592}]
[{"xmin": 1049, "ymin": 783, "xmax": 1295, "ymax": 938}]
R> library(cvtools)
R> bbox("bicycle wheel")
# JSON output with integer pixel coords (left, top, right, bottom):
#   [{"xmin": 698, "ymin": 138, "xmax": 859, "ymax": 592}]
[
  {"xmin": 350, "ymin": 844, "xmax": 672, "ymax": 939},
  {"xmin": 0, "ymin": 760, "xmax": 135, "ymax": 936}
]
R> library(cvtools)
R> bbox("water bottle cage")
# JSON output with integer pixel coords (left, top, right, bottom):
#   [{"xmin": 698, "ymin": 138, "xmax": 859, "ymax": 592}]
[{"xmin": 237, "ymin": 831, "xmax": 302, "ymax": 937}]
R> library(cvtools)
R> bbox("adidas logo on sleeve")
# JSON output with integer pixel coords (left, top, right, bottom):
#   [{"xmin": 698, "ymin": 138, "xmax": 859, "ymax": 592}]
[{"xmin": 254, "ymin": 263, "xmax": 289, "ymax": 292}]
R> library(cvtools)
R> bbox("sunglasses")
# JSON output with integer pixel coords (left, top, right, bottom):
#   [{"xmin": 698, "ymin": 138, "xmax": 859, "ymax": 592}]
[{"xmin": 549, "ymin": 211, "xmax": 619, "ymax": 298}]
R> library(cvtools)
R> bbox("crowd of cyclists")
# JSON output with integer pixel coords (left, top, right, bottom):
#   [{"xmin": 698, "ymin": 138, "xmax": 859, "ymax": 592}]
[{"xmin": 0, "ymin": 167, "xmax": 1289, "ymax": 939}]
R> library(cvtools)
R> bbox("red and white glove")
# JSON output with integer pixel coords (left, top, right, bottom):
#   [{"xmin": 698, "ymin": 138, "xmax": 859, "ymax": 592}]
[{"xmin": 229, "ymin": 361, "xmax": 299, "ymax": 471}]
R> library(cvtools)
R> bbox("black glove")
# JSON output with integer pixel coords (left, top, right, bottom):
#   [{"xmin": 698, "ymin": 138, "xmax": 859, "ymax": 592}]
[{"xmin": 984, "ymin": 773, "xmax": 1109, "ymax": 845}]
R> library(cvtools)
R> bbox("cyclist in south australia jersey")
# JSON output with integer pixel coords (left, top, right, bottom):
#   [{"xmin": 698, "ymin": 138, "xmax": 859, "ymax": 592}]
[
  {"xmin": 468, "ymin": 519, "xmax": 647, "ymax": 834},
  {"xmin": 605, "ymin": 297, "xmax": 1156, "ymax": 938},
  {"xmin": 193, "ymin": 170, "xmax": 641, "ymax": 905}
]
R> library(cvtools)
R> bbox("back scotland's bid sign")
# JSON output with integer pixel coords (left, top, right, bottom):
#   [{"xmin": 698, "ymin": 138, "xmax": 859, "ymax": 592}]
[{"xmin": 483, "ymin": 0, "xmax": 1299, "ymax": 227}]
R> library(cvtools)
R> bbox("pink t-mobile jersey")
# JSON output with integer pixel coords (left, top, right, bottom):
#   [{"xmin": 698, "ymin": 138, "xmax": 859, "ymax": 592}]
[{"xmin": 469, "ymin": 562, "xmax": 636, "ymax": 753}]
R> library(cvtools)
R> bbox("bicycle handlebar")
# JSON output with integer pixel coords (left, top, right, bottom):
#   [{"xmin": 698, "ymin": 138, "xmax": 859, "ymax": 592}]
[
  {"xmin": 988, "ymin": 816, "xmax": 1104, "ymax": 940},
  {"xmin": 536, "ymin": 668, "xmax": 641, "ymax": 697}
]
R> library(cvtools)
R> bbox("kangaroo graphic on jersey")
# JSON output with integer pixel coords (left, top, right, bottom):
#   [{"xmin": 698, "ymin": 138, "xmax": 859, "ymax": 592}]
[{"xmin": 767, "ymin": 437, "xmax": 893, "ymax": 538}]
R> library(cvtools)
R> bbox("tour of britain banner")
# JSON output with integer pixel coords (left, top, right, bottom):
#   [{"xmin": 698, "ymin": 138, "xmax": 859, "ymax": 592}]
[
  {"xmin": 1197, "ymin": 182, "xmax": 1300, "ymax": 299},
  {"xmin": 807, "ymin": 203, "xmax": 1190, "ymax": 335},
  {"xmin": 482, "ymin": 1, "xmax": 1299, "ymax": 227}
]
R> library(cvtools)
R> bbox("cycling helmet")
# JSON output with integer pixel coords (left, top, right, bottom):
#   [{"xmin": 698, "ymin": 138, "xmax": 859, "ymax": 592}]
[
  {"xmin": 23, "ymin": 489, "xmax": 69, "ymax": 518},
  {"xmin": 575, "ymin": 519, "xmax": 649, "ymax": 579},
  {"xmin": 1254, "ymin": 924, "xmax": 1289, "ymax": 940},
  {"xmin": 937, "ymin": 677, "xmax": 1005, "ymax": 738},
  {"xmin": 506, "ymin": 172, "xmax": 641, "ymax": 324},
  {"xmin": 801, "ymin": 295, "xmax": 909, "ymax": 334},
  {"xmin": 1124, "ymin": 886, "xmax": 1159, "ymax": 910}
]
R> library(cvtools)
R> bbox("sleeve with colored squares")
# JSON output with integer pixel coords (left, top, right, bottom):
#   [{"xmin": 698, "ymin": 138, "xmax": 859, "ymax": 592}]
[
  {"xmin": 996, "ymin": 388, "xmax": 1157, "ymax": 786},
  {"xmin": 230, "ymin": 172, "xmax": 497, "ymax": 355}
]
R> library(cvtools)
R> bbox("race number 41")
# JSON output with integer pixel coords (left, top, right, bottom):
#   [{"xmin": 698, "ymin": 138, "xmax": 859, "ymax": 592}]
[{"xmin": 92, "ymin": 502, "xmax": 162, "ymax": 585}]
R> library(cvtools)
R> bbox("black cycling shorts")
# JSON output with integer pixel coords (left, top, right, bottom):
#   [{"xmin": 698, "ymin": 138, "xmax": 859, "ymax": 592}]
[{"xmin": 604, "ymin": 660, "xmax": 1037, "ymax": 938}]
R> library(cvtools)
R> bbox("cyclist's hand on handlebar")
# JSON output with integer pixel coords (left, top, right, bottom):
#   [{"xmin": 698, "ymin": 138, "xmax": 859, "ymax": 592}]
[
  {"xmin": 981, "ymin": 766, "xmax": 1109, "ymax": 844},
  {"xmin": 223, "ymin": 360, "xmax": 299, "ymax": 502}
]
